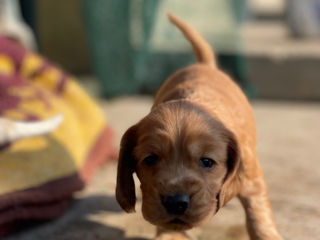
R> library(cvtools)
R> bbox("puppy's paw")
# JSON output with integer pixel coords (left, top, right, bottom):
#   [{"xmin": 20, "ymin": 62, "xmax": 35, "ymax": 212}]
[{"xmin": 154, "ymin": 232, "xmax": 190, "ymax": 240}]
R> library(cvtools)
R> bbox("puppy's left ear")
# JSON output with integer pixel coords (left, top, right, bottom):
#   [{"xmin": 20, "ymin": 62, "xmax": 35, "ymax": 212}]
[
  {"xmin": 218, "ymin": 131, "xmax": 244, "ymax": 208},
  {"xmin": 116, "ymin": 125, "xmax": 138, "ymax": 213}
]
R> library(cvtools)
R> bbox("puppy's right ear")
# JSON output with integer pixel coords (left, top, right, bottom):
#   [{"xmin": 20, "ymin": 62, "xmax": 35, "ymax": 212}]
[
  {"xmin": 116, "ymin": 125, "xmax": 138, "ymax": 213},
  {"xmin": 218, "ymin": 132, "xmax": 244, "ymax": 209}
]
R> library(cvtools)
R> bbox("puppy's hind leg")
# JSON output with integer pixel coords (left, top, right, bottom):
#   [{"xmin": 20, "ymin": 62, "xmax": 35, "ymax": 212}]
[{"xmin": 239, "ymin": 178, "xmax": 283, "ymax": 240}]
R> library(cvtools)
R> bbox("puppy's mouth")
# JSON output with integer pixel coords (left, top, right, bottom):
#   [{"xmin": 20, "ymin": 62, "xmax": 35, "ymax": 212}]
[
  {"xmin": 169, "ymin": 218, "xmax": 186, "ymax": 225},
  {"xmin": 164, "ymin": 218, "xmax": 192, "ymax": 230}
]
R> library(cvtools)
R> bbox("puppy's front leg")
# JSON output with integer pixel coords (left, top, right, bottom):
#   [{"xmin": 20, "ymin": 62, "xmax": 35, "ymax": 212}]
[
  {"xmin": 239, "ymin": 178, "xmax": 283, "ymax": 240},
  {"xmin": 155, "ymin": 227, "xmax": 190, "ymax": 240}
]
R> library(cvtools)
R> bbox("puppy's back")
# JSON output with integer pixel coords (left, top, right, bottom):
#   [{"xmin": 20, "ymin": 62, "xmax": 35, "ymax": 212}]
[{"xmin": 154, "ymin": 15, "xmax": 257, "ymax": 166}]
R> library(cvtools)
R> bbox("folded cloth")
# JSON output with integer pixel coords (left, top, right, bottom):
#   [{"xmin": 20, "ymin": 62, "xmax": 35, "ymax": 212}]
[{"xmin": 0, "ymin": 36, "xmax": 115, "ymax": 237}]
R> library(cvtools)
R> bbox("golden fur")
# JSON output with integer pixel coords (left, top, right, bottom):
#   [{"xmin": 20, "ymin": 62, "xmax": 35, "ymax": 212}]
[{"xmin": 116, "ymin": 14, "xmax": 282, "ymax": 240}]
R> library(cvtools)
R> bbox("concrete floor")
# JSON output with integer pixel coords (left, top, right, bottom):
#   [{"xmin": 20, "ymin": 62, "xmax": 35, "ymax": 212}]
[{"xmin": 5, "ymin": 97, "xmax": 320, "ymax": 240}]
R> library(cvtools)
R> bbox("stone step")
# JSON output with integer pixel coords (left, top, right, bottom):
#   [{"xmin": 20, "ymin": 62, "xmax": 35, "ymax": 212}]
[{"xmin": 242, "ymin": 21, "xmax": 320, "ymax": 100}]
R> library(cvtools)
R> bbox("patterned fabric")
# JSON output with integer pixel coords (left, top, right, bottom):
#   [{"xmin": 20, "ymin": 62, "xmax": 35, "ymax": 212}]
[{"xmin": 0, "ymin": 36, "xmax": 115, "ymax": 236}]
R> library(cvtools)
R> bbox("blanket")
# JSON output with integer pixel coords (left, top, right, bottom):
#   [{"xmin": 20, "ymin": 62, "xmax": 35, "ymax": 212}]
[{"xmin": 0, "ymin": 36, "xmax": 115, "ymax": 236}]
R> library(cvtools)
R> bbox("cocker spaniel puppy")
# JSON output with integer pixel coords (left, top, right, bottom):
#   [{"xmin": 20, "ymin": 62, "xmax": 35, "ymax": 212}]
[{"xmin": 116, "ymin": 14, "xmax": 282, "ymax": 240}]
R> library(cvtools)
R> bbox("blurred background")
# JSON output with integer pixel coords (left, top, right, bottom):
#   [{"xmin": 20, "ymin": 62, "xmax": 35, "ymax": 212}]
[
  {"xmin": 2, "ymin": 0, "xmax": 320, "ymax": 100},
  {"xmin": 1, "ymin": 0, "xmax": 320, "ymax": 240}
]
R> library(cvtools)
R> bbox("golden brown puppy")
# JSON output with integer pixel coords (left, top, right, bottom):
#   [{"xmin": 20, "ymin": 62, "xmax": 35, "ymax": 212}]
[{"xmin": 116, "ymin": 14, "xmax": 283, "ymax": 240}]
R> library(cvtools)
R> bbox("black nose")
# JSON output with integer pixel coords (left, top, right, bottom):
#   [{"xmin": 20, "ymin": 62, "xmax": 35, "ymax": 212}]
[{"xmin": 162, "ymin": 194, "xmax": 190, "ymax": 215}]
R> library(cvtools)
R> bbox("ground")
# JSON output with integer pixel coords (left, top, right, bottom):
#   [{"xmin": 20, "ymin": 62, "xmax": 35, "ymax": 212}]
[{"xmin": 5, "ymin": 97, "xmax": 320, "ymax": 240}]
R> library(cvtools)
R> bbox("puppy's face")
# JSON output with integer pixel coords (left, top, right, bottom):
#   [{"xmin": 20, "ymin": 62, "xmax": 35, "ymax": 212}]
[{"xmin": 116, "ymin": 101, "xmax": 240, "ymax": 231}]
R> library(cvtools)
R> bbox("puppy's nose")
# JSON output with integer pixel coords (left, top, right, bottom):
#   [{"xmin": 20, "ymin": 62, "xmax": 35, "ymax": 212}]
[{"xmin": 162, "ymin": 194, "xmax": 190, "ymax": 215}]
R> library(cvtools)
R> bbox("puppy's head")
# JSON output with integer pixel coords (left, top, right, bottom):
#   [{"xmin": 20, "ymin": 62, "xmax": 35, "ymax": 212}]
[{"xmin": 116, "ymin": 101, "xmax": 242, "ymax": 230}]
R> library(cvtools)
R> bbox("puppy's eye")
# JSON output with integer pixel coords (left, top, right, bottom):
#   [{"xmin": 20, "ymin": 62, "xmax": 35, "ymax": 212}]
[
  {"xmin": 199, "ymin": 158, "xmax": 215, "ymax": 169},
  {"xmin": 144, "ymin": 154, "xmax": 158, "ymax": 166}
]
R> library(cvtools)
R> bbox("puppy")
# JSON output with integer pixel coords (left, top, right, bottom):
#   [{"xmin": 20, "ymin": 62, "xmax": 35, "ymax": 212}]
[{"xmin": 116, "ymin": 14, "xmax": 282, "ymax": 240}]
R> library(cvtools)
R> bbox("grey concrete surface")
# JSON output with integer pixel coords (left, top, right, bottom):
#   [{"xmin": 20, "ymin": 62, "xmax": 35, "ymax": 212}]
[{"xmin": 5, "ymin": 97, "xmax": 320, "ymax": 240}]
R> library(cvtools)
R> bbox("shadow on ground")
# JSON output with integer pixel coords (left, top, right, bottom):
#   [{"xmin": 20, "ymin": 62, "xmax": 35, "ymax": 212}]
[{"xmin": 6, "ymin": 195, "xmax": 148, "ymax": 240}]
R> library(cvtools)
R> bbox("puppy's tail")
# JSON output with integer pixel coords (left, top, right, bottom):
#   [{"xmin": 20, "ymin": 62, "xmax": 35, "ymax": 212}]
[{"xmin": 168, "ymin": 13, "xmax": 216, "ymax": 66}]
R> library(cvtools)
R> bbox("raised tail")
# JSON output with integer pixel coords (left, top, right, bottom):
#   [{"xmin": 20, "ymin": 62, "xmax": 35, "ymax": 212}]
[{"xmin": 168, "ymin": 13, "xmax": 216, "ymax": 66}]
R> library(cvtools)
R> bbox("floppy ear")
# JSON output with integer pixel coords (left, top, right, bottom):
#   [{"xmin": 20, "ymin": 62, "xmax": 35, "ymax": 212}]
[
  {"xmin": 218, "ymin": 132, "xmax": 244, "ymax": 208},
  {"xmin": 116, "ymin": 125, "xmax": 138, "ymax": 213}
]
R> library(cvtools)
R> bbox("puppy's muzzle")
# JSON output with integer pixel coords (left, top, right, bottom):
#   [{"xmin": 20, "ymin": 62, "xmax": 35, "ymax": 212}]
[{"xmin": 162, "ymin": 194, "xmax": 190, "ymax": 215}]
